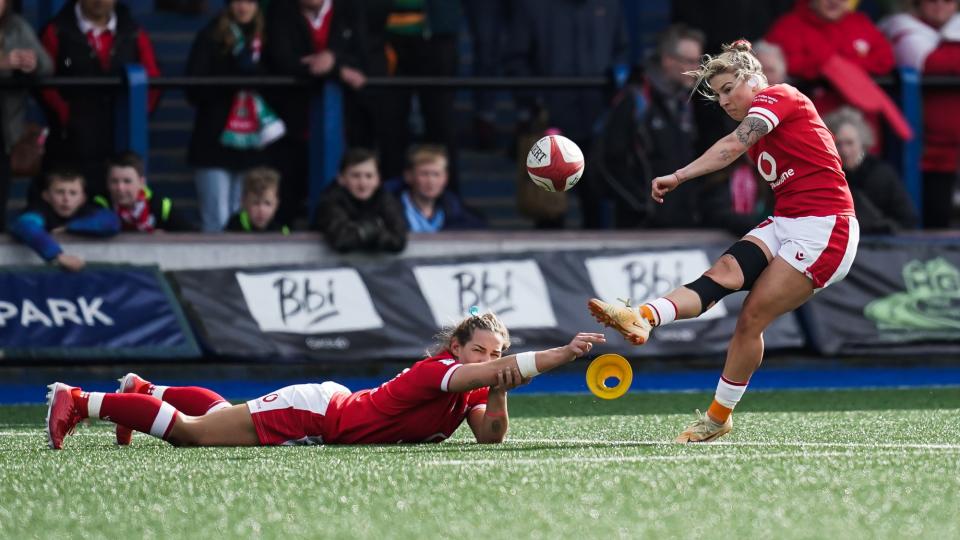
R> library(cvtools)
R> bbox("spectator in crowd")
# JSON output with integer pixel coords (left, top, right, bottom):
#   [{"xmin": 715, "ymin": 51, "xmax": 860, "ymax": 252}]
[
  {"xmin": 765, "ymin": 0, "xmax": 909, "ymax": 147},
  {"xmin": 462, "ymin": 0, "xmax": 510, "ymax": 150},
  {"xmin": 504, "ymin": 0, "xmax": 628, "ymax": 229},
  {"xmin": 395, "ymin": 144, "xmax": 485, "ymax": 232},
  {"xmin": 224, "ymin": 166, "xmax": 289, "ymax": 233},
  {"xmin": 642, "ymin": 24, "xmax": 703, "ymax": 229},
  {"xmin": 343, "ymin": 0, "xmax": 391, "ymax": 155},
  {"xmin": 185, "ymin": 0, "xmax": 281, "ymax": 232},
  {"xmin": 38, "ymin": 0, "xmax": 161, "ymax": 199},
  {"xmin": 263, "ymin": 0, "xmax": 365, "ymax": 227},
  {"xmin": 880, "ymin": 0, "xmax": 960, "ymax": 228},
  {"xmin": 9, "ymin": 167, "xmax": 119, "ymax": 271},
  {"xmin": 752, "ymin": 40, "xmax": 789, "ymax": 85},
  {"xmin": 0, "ymin": 0, "xmax": 53, "ymax": 232},
  {"xmin": 96, "ymin": 151, "xmax": 194, "ymax": 232},
  {"xmin": 379, "ymin": 0, "xmax": 463, "ymax": 188},
  {"xmin": 595, "ymin": 25, "xmax": 703, "ymax": 229},
  {"xmin": 672, "ymin": 1, "xmax": 793, "ymax": 155},
  {"xmin": 313, "ymin": 148, "xmax": 406, "ymax": 253},
  {"xmin": 825, "ymin": 106, "xmax": 918, "ymax": 233}
]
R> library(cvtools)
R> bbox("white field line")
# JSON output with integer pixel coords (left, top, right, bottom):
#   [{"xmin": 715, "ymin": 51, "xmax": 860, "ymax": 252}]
[
  {"xmin": 427, "ymin": 449, "xmax": 960, "ymax": 467},
  {"xmin": 512, "ymin": 438, "xmax": 960, "ymax": 450}
]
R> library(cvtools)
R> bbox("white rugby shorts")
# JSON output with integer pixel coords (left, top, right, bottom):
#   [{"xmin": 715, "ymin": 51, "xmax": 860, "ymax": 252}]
[{"xmin": 746, "ymin": 215, "xmax": 859, "ymax": 290}]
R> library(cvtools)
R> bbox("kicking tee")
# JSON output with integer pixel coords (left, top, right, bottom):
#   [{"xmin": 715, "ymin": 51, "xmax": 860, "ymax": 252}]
[
  {"xmin": 322, "ymin": 352, "xmax": 489, "ymax": 444},
  {"xmin": 745, "ymin": 84, "xmax": 855, "ymax": 218}
]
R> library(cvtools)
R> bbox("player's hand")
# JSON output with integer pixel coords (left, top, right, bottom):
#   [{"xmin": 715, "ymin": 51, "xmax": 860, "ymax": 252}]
[
  {"xmin": 651, "ymin": 174, "xmax": 680, "ymax": 204},
  {"xmin": 55, "ymin": 253, "xmax": 85, "ymax": 272},
  {"xmin": 491, "ymin": 366, "xmax": 529, "ymax": 393},
  {"xmin": 564, "ymin": 332, "xmax": 606, "ymax": 358}
]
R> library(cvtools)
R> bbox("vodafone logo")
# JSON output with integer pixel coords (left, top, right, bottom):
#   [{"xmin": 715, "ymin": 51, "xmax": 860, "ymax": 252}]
[
  {"xmin": 756, "ymin": 151, "xmax": 795, "ymax": 187},
  {"xmin": 757, "ymin": 151, "xmax": 778, "ymax": 182}
]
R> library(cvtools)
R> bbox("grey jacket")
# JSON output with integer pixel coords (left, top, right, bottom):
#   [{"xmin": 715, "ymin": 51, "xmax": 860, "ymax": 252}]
[{"xmin": 0, "ymin": 14, "xmax": 53, "ymax": 152}]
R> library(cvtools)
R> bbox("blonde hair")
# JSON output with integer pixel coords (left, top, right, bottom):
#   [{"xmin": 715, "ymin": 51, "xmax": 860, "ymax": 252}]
[
  {"xmin": 428, "ymin": 311, "xmax": 510, "ymax": 356},
  {"xmin": 242, "ymin": 167, "xmax": 281, "ymax": 198},
  {"xmin": 687, "ymin": 39, "xmax": 767, "ymax": 101},
  {"xmin": 406, "ymin": 144, "xmax": 448, "ymax": 170}
]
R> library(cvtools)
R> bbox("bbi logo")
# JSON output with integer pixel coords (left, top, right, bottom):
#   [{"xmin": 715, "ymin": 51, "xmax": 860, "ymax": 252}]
[
  {"xmin": 585, "ymin": 250, "xmax": 728, "ymax": 320},
  {"xmin": 236, "ymin": 269, "xmax": 383, "ymax": 334},
  {"xmin": 413, "ymin": 260, "xmax": 557, "ymax": 329}
]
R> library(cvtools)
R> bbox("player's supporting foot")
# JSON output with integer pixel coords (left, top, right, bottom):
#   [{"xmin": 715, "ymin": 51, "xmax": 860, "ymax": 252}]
[
  {"xmin": 46, "ymin": 383, "xmax": 83, "ymax": 450},
  {"xmin": 675, "ymin": 410, "xmax": 733, "ymax": 443},
  {"xmin": 587, "ymin": 298, "xmax": 653, "ymax": 345},
  {"xmin": 115, "ymin": 373, "xmax": 151, "ymax": 446}
]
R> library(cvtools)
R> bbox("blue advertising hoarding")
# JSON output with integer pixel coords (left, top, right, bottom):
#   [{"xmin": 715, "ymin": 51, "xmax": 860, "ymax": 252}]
[{"xmin": 0, "ymin": 266, "xmax": 200, "ymax": 360}]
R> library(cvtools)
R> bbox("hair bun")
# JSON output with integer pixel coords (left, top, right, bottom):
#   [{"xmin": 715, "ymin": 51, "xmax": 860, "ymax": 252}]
[{"xmin": 729, "ymin": 39, "xmax": 752, "ymax": 52}]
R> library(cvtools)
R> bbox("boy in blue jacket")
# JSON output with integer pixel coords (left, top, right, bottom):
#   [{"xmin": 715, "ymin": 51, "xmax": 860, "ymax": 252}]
[{"xmin": 10, "ymin": 168, "xmax": 120, "ymax": 271}]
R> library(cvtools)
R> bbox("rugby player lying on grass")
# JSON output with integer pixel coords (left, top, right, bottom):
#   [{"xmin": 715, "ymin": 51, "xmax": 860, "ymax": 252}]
[{"xmin": 46, "ymin": 312, "xmax": 605, "ymax": 449}]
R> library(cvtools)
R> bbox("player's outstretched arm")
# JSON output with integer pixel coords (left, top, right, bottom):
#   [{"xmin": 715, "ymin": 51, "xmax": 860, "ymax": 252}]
[
  {"xmin": 446, "ymin": 332, "xmax": 606, "ymax": 393},
  {"xmin": 652, "ymin": 116, "xmax": 769, "ymax": 203}
]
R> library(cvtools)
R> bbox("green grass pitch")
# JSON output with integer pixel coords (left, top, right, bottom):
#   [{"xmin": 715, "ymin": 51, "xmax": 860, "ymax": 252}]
[{"xmin": 2, "ymin": 388, "xmax": 959, "ymax": 538}]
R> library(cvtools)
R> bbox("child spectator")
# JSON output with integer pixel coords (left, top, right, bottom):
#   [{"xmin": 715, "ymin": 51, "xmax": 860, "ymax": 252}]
[
  {"xmin": 312, "ymin": 148, "xmax": 406, "ymax": 253},
  {"xmin": 398, "ymin": 145, "xmax": 485, "ymax": 232},
  {"xmin": 97, "ymin": 151, "xmax": 194, "ymax": 232},
  {"xmin": 39, "ymin": 0, "xmax": 161, "ymax": 198},
  {"xmin": 186, "ymin": 0, "xmax": 280, "ymax": 232},
  {"xmin": 10, "ymin": 168, "xmax": 119, "ymax": 271},
  {"xmin": 263, "ymin": 0, "xmax": 366, "ymax": 226},
  {"xmin": 225, "ymin": 167, "xmax": 289, "ymax": 233}
]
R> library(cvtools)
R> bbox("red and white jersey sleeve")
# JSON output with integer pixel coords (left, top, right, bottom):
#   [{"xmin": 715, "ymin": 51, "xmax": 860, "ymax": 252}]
[
  {"xmin": 745, "ymin": 84, "xmax": 855, "ymax": 218},
  {"xmin": 321, "ymin": 352, "xmax": 484, "ymax": 444}
]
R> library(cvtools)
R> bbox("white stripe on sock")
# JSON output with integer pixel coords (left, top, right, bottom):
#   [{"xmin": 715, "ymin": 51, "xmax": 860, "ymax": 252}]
[
  {"xmin": 715, "ymin": 377, "xmax": 748, "ymax": 408},
  {"xmin": 149, "ymin": 402, "xmax": 177, "ymax": 438},
  {"xmin": 151, "ymin": 385, "xmax": 169, "ymax": 400},
  {"xmin": 88, "ymin": 392, "xmax": 104, "ymax": 419},
  {"xmin": 647, "ymin": 298, "xmax": 678, "ymax": 326}
]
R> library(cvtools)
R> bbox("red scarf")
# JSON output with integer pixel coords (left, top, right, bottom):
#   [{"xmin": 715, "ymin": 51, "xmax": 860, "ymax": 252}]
[{"xmin": 117, "ymin": 188, "xmax": 156, "ymax": 232}]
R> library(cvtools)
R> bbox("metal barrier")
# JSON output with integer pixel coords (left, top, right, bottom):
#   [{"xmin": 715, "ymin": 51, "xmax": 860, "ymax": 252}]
[{"xmin": 4, "ymin": 70, "xmax": 954, "ymax": 224}]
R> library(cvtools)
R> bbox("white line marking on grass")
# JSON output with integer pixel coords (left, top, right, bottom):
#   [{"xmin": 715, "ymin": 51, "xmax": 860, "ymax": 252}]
[
  {"xmin": 515, "ymin": 439, "xmax": 960, "ymax": 450},
  {"xmin": 428, "ymin": 449, "xmax": 960, "ymax": 467}
]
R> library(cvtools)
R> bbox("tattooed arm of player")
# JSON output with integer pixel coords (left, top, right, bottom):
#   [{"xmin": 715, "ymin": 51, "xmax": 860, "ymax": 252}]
[{"xmin": 651, "ymin": 116, "xmax": 769, "ymax": 203}]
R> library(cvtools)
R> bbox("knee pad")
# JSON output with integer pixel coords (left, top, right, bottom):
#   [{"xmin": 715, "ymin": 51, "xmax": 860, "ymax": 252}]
[
  {"xmin": 684, "ymin": 275, "xmax": 735, "ymax": 314},
  {"xmin": 723, "ymin": 240, "xmax": 769, "ymax": 290}
]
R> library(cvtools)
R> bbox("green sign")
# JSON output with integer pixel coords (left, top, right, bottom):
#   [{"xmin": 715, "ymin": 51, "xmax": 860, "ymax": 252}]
[{"xmin": 864, "ymin": 258, "xmax": 960, "ymax": 339}]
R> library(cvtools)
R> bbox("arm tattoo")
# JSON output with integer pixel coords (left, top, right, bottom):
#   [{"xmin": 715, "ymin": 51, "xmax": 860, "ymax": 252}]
[
  {"xmin": 735, "ymin": 116, "xmax": 769, "ymax": 147},
  {"xmin": 491, "ymin": 420, "xmax": 503, "ymax": 433},
  {"xmin": 719, "ymin": 149, "xmax": 732, "ymax": 161}
]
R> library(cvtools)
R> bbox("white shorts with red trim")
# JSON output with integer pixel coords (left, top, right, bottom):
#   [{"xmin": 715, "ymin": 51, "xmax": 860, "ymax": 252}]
[
  {"xmin": 746, "ymin": 215, "xmax": 859, "ymax": 290},
  {"xmin": 246, "ymin": 382, "xmax": 350, "ymax": 446}
]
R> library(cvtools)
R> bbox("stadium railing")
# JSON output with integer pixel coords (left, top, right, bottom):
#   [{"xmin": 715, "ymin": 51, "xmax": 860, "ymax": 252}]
[{"xmin": 2, "ymin": 68, "xmax": 955, "ymax": 224}]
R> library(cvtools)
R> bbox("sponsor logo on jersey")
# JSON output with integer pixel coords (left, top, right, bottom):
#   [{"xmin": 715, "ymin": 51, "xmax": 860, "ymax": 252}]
[{"xmin": 753, "ymin": 94, "xmax": 779, "ymax": 105}]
